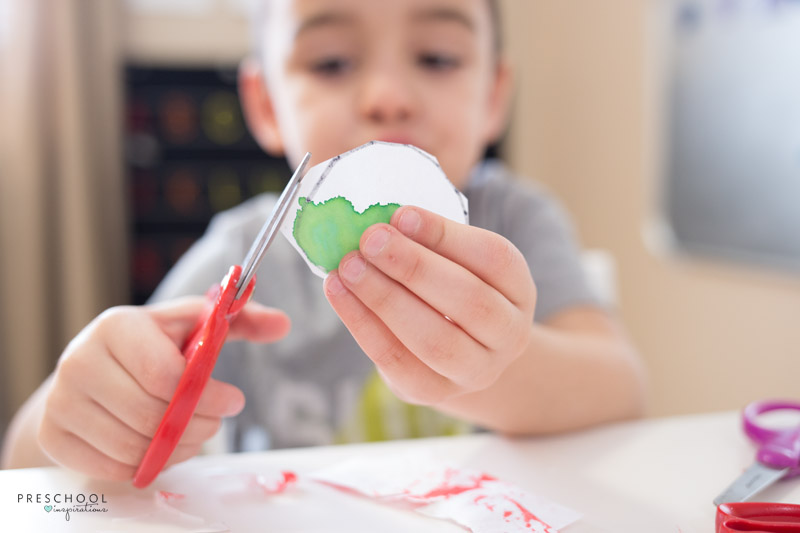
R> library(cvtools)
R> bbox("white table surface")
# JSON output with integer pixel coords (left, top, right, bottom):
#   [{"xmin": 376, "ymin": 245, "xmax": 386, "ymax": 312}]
[{"xmin": 1, "ymin": 410, "xmax": 797, "ymax": 532}]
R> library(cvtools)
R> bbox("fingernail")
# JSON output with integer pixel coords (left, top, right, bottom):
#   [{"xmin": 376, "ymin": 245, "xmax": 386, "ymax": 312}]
[
  {"xmin": 340, "ymin": 255, "xmax": 366, "ymax": 283},
  {"xmin": 362, "ymin": 227, "xmax": 390, "ymax": 257},
  {"xmin": 225, "ymin": 398, "xmax": 244, "ymax": 416},
  {"xmin": 397, "ymin": 209, "xmax": 421, "ymax": 236},
  {"xmin": 325, "ymin": 272, "xmax": 347, "ymax": 296}
]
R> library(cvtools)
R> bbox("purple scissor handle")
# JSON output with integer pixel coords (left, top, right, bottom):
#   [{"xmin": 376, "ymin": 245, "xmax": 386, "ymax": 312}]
[{"xmin": 743, "ymin": 399, "xmax": 800, "ymax": 479}]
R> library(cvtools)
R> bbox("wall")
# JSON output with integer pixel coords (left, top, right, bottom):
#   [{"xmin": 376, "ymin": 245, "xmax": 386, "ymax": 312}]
[
  {"xmin": 123, "ymin": 1, "xmax": 251, "ymax": 65},
  {"xmin": 501, "ymin": 0, "xmax": 800, "ymax": 416}
]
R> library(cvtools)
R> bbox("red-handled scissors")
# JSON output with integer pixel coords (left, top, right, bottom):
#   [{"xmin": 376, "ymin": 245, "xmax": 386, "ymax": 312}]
[
  {"xmin": 714, "ymin": 399, "xmax": 800, "ymax": 505},
  {"xmin": 133, "ymin": 152, "xmax": 311, "ymax": 488},
  {"xmin": 716, "ymin": 502, "xmax": 800, "ymax": 533}
]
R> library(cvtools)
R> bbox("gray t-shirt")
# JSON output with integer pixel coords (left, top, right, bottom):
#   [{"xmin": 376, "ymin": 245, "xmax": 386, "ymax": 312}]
[{"xmin": 150, "ymin": 160, "xmax": 600, "ymax": 451}]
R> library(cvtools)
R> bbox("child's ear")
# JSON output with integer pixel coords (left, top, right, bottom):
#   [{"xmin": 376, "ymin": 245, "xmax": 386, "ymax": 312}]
[
  {"xmin": 484, "ymin": 57, "xmax": 514, "ymax": 145},
  {"xmin": 238, "ymin": 57, "xmax": 285, "ymax": 156}
]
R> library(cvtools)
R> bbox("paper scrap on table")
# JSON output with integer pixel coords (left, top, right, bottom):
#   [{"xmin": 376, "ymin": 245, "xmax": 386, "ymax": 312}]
[
  {"xmin": 311, "ymin": 454, "xmax": 581, "ymax": 532},
  {"xmin": 104, "ymin": 468, "xmax": 296, "ymax": 532},
  {"xmin": 280, "ymin": 141, "xmax": 469, "ymax": 278},
  {"xmin": 107, "ymin": 489, "xmax": 229, "ymax": 533}
]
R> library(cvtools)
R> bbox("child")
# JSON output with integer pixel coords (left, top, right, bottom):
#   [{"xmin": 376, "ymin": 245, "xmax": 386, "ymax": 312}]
[{"xmin": 1, "ymin": 0, "xmax": 646, "ymax": 480}]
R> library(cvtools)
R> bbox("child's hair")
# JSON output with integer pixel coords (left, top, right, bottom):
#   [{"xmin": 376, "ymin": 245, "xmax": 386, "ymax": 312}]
[
  {"xmin": 250, "ymin": 0, "xmax": 504, "ymax": 67},
  {"xmin": 486, "ymin": 0, "xmax": 503, "ymax": 56}
]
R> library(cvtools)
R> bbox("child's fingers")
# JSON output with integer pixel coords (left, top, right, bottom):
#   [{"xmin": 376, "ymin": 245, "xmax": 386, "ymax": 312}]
[
  {"xmin": 179, "ymin": 414, "xmax": 223, "ymax": 446},
  {"xmin": 47, "ymin": 387, "xmax": 223, "ymax": 473},
  {"xmin": 65, "ymin": 340, "xmax": 172, "ymax": 437},
  {"xmin": 332, "ymin": 253, "xmax": 498, "ymax": 390},
  {"xmin": 358, "ymin": 223, "xmax": 528, "ymax": 353},
  {"xmin": 165, "ymin": 442, "xmax": 203, "ymax": 469},
  {"xmin": 44, "ymin": 388, "xmax": 150, "ymax": 467},
  {"xmin": 100, "ymin": 308, "xmax": 244, "ymax": 419},
  {"xmin": 50, "ymin": 383, "xmax": 222, "ymax": 468},
  {"xmin": 194, "ymin": 378, "xmax": 245, "ymax": 418},
  {"xmin": 66, "ymin": 338, "xmax": 233, "ymax": 441},
  {"xmin": 390, "ymin": 206, "xmax": 536, "ymax": 309},
  {"xmin": 38, "ymin": 424, "xmax": 135, "ymax": 481},
  {"xmin": 39, "ymin": 421, "xmax": 202, "ymax": 481},
  {"xmin": 147, "ymin": 298, "xmax": 291, "ymax": 345},
  {"xmin": 324, "ymin": 271, "xmax": 460, "ymax": 404},
  {"xmin": 99, "ymin": 307, "xmax": 187, "ymax": 401}
]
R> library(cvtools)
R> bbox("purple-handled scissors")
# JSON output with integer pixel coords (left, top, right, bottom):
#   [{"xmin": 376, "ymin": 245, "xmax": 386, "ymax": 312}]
[{"xmin": 714, "ymin": 399, "xmax": 800, "ymax": 505}]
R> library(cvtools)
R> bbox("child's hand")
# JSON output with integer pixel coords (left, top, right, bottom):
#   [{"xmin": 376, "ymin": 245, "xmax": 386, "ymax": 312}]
[
  {"xmin": 324, "ymin": 206, "xmax": 536, "ymax": 406},
  {"xmin": 38, "ymin": 298, "xmax": 290, "ymax": 480}
]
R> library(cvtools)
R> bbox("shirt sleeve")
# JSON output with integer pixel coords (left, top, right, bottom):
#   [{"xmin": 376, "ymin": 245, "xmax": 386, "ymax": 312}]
[
  {"xmin": 466, "ymin": 164, "xmax": 603, "ymax": 322},
  {"xmin": 511, "ymin": 186, "xmax": 603, "ymax": 321}
]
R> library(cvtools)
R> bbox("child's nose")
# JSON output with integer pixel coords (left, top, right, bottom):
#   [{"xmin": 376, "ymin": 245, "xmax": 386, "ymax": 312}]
[{"xmin": 357, "ymin": 65, "xmax": 418, "ymax": 125}]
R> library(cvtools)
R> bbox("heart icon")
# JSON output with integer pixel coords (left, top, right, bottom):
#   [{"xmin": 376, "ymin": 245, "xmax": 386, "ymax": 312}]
[
  {"xmin": 44, "ymin": 505, "xmax": 52, "ymax": 512},
  {"xmin": 293, "ymin": 196, "xmax": 399, "ymax": 272}
]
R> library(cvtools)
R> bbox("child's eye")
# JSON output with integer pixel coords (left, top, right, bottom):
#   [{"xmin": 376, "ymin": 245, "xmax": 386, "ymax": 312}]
[
  {"xmin": 310, "ymin": 57, "xmax": 354, "ymax": 77},
  {"xmin": 417, "ymin": 53, "xmax": 461, "ymax": 71}
]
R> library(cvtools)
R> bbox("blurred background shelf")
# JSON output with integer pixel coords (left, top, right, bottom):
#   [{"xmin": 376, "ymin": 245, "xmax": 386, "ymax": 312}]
[{"xmin": 124, "ymin": 65, "xmax": 290, "ymax": 303}]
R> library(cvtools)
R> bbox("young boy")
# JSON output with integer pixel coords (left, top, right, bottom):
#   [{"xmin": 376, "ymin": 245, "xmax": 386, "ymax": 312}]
[{"xmin": 2, "ymin": 0, "xmax": 646, "ymax": 480}]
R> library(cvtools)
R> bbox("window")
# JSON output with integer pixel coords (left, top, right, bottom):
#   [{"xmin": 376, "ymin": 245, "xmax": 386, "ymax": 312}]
[
  {"xmin": 661, "ymin": 0, "xmax": 800, "ymax": 271},
  {"xmin": 0, "ymin": 0, "xmax": 10, "ymax": 47}
]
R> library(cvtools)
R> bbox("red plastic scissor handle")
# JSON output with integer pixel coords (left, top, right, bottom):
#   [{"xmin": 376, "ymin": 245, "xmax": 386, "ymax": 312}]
[
  {"xmin": 717, "ymin": 502, "xmax": 800, "ymax": 533},
  {"xmin": 133, "ymin": 265, "xmax": 255, "ymax": 488}
]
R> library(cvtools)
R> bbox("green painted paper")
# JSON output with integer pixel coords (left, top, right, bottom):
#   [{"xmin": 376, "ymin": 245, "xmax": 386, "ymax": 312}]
[{"xmin": 293, "ymin": 196, "xmax": 400, "ymax": 272}]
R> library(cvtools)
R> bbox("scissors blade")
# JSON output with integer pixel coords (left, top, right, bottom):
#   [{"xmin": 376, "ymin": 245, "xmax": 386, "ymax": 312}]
[
  {"xmin": 713, "ymin": 462, "xmax": 789, "ymax": 506},
  {"xmin": 235, "ymin": 152, "xmax": 312, "ymax": 299}
]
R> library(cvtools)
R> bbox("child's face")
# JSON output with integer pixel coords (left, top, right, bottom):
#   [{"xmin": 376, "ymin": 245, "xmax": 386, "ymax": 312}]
[{"xmin": 242, "ymin": 0, "xmax": 511, "ymax": 189}]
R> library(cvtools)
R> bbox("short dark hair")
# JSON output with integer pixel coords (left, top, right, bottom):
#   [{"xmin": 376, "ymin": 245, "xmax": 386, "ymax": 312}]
[{"xmin": 487, "ymin": 0, "xmax": 503, "ymax": 56}]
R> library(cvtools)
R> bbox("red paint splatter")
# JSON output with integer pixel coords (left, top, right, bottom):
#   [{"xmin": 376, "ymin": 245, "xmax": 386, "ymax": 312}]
[
  {"xmin": 253, "ymin": 470, "xmax": 297, "ymax": 494},
  {"xmin": 473, "ymin": 494, "xmax": 495, "ymax": 511},
  {"xmin": 508, "ymin": 497, "xmax": 554, "ymax": 531},
  {"xmin": 415, "ymin": 470, "xmax": 496, "ymax": 499},
  {"xmin": 317, "ymin": 466, "xmax": 576, "ymax": 531},
  {"xmin": 156, "ymin": 491, "xmax": 185, "ymax": 501}
]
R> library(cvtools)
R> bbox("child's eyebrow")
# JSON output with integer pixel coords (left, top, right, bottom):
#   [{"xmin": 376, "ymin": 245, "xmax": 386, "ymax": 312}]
[
  {"xmin": 294, "ymin": 11, "xmax": 356, "ymax": 40},
  {"xmin": 410, "ymin": 6, "xmax": 476, "ymax": 34}
]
